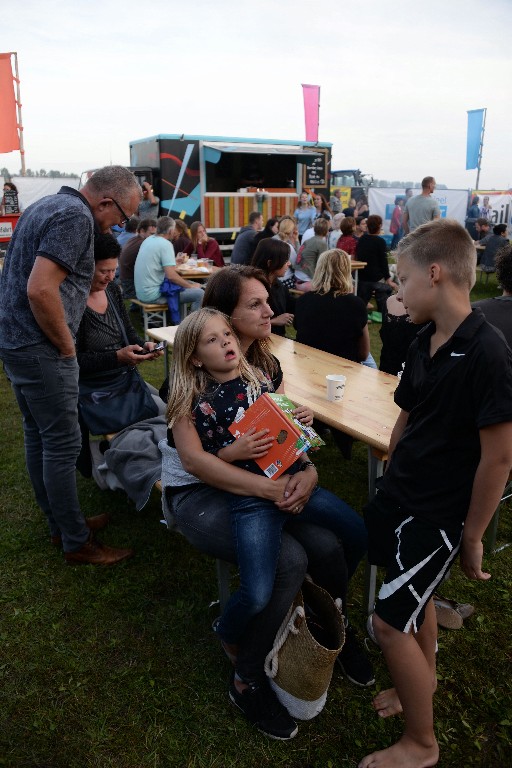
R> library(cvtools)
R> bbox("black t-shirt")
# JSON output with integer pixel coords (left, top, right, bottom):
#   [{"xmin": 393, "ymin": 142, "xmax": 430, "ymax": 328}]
[
  {"xmin": 379, "ymin": 309, "xmax": 512, "ymax": 526},
  {"xmin": 294, "ymin": 290, "xmax": 367, "ymax": 362},
  {"xmin": 270, "ymin": 280, "xmax": 294, "ymax": 337},
  {"xmin": 472, "ymin": 296, "xmax": 512, "ymax": 349},
  {"xmin": 356, "ymin": 234, "xmax": 390, "ymax": 282}
]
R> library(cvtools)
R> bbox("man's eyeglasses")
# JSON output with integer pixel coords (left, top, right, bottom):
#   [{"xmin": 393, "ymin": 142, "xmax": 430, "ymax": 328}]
[{"xmin": 111, "ymin": 198, "xmax": 130, "ymax": 225}]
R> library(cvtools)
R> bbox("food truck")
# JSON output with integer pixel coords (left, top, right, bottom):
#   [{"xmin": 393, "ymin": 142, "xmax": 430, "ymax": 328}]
[{"xmin": 128, "ymin": 134, "xmax": 332, "ymax": 244}]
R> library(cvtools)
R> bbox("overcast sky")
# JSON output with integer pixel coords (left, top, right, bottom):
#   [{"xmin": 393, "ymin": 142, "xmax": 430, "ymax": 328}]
[{"xmin": 2, "ymin": 0, "xmax": 511, "ymax": 189}]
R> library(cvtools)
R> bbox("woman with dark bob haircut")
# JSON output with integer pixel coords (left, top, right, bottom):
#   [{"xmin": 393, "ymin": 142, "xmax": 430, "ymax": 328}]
[{"xmin": 251, "ymin": 238, "xmax": 294, "ymax": 335}]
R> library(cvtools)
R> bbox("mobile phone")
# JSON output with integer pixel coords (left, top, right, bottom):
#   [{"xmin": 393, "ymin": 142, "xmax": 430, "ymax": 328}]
[{"xmin": 154, "ymin": 341, "xmax": 166, "ymax": 351}]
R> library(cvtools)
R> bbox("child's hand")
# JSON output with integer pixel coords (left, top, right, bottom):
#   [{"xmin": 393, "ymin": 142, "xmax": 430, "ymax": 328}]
[
  {"xmin": 292, "ymin": 404, "xmax": 314, "ymax": 427},
  {"xmin": 460, "ymin": 539, "xmax": 491, "ymax": 581},
  {"xmin": 220, "ymin": 428, "xmax": 274, "ymax": 462}
]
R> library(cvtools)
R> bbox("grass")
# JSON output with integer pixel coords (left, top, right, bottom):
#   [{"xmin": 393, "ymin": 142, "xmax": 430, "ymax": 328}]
[{"xmin": 0, "ymin": 272, "xmax": 511, "ymax": 767}]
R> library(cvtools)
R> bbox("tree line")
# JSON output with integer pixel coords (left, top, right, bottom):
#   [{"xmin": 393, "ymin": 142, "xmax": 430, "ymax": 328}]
[{"xmin": 1, "ymin": 168, "xmax": 79, "ymax": 179}]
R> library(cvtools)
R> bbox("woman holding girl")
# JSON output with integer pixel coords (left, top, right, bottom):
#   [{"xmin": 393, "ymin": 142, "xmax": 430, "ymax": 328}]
[
  {"xmin": 161, "ymin": 266, "xmax": 373, "ymax": 739},
  {"xmin": 183, "ymin": 221, "xmax": 225, "ymax": 267}
]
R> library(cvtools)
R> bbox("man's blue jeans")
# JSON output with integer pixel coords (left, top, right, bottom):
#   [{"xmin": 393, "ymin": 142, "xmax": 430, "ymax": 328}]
[
  {"xmin": 0, "ymin": 343, "xmax": 89, "ymax": 552},
  {"xmin": 154, "ymin": 288, "xmax": 204, "ymax": 312}
]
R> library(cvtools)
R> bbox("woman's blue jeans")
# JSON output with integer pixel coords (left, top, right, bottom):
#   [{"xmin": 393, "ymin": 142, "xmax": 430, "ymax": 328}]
[
  {"xmin": 217, "ymin": 485, "xmax": 366, "ymax": 643},
  {"xmin": 170, "ymin": 483, "xmax": 366, "ymax": 681}
]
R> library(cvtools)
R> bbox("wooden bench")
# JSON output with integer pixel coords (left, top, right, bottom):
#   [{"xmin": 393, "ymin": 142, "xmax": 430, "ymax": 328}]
[
  {"xmin": 154, "ymin": 480, "xmax": 233, "ymax": 610},
  {"xmin": 131, "ymin": 300, "xmax": 168, "ymax": 340}
]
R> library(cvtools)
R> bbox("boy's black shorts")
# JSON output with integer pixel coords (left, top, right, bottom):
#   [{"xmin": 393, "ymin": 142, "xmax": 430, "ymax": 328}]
[{"xmin": 364, "ymin": 491, "xmax": 463, "ymax": 633}]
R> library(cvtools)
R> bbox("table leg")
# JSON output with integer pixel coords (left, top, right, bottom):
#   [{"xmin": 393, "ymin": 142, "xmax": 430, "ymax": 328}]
[{"xmin": 364, "ymin": 447, "xmax": 386, "ymax": 615}]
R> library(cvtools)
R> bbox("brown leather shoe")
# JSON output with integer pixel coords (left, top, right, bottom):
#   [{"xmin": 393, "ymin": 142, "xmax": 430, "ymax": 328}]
[
  {"xmin": 65, "ymin": 535, "xmax": 134, "ymax": 566},
  {"xmin": 50, "ymin": 513, "xmax": 110, "ymax": 547}
]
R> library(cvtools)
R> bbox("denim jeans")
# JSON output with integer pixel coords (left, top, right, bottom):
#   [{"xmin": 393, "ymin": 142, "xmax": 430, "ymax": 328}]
[
  {"xmin": 0, "ymin": 343, "xmax": 89, "ymax": 552},
  {"xmin": 155, "ymin": 288, "xmax": 204, "ymax": 312},
  {"xmin": 218, "ymin": 496, "xmax": 288, "ymax": 643},
  {"xmin": 170, "ymin": 483, "xmax": 362, "ymax": 681},
  {"xmin": 218, "ymin": 484, "xmax": 362, "ymax": 643}
]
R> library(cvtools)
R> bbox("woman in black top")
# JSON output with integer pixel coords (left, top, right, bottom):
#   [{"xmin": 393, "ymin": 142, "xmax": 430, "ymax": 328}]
[
  {"xmin": 76, "ymin": 234, "xmax": 162, "ymax": 375},
  {"xmin": 294, "ymin": 248, "xmax": 369, "ymax": 362},
  {"xmin": 251, "ymin": 238, "xmax": 295, "ymax": 336}
]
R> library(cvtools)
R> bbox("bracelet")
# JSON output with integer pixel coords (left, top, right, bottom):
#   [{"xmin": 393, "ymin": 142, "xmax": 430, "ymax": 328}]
[{"xmin": 299, "ymin": 460, "xmax": 315, "ymax": 472}]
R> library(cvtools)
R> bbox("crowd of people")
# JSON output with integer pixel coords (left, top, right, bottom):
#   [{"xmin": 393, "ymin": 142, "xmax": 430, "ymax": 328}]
[{"xmin": 1, "ymin": 168, "xmax": 511, "ymax": 768}]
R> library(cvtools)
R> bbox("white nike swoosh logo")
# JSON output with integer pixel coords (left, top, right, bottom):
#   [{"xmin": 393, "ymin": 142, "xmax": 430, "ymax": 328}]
[{"xmin": 451, "ymin": 352, "xmax": 465, "ymax": 357}]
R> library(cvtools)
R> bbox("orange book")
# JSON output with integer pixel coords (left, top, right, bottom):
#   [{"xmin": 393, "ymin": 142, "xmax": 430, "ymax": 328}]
[{"xmin": 228, "ymin": 393, "xmax": 317, "ymax": 479}]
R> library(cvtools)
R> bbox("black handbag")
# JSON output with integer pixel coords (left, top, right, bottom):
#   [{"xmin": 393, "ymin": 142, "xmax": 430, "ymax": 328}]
[{"xmin": 78, "ymin": 298, "xmax": 158, "ymax": 435}]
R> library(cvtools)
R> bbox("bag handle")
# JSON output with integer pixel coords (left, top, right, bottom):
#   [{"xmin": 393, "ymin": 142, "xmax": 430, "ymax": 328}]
[
  {"xmin": 264, "ymin": 605, "xmax": 304, "ymax": 679},
  {"xmin": 108, "ymin": 287, "xmax": 131, "ymax": 348}
]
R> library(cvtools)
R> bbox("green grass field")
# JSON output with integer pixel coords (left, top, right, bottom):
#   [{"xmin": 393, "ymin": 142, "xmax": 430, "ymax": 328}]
[{"xmin": 0, "ymin": 272, "xmax": 511, "ymax": 768}]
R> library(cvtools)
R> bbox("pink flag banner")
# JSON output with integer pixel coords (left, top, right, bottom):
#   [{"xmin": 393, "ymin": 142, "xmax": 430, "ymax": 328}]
[
  {"xmin": 0, "ymin": 53, "xmax": 19, "ymax": 153},
  {"xmin": 302, "ymin": 84, "xmax": 320, "ymax": 143}
]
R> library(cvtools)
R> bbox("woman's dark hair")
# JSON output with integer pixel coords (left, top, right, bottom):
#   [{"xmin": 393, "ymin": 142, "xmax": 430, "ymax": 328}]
[
  {"xmin": 495, "ymin": 244, "xmax": 512, "ymax": 293},
  {"xmin": 251, "ymin": 238, "xmax": 289, "ymax": 274},
  {"xmin": 94, "ymin": 233, "xmax": 121, "ymax": 262},
  {"xmin": 3, "ymin": 182, "xmax": 18, "ymax": 193},
  {"xmin": 367, "ymin": 215, "xmax": 382, "ymax": 234},
  {"xmin": 202, "ymin": 265, "xmax": 277, "ymax": 377},
  {"xmin": 493, "ymin": 224, "xmax": 507, "ymax": 236},
  {"xmin": 202, "ymin": 265, "xmax": 270, "ymax": 316},
  {"xmin": 261, "ymin": 217, "xmax": 279, "ymax": 235}
]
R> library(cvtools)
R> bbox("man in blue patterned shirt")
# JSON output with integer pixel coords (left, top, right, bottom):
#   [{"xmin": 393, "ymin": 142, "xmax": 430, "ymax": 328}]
[{"xmin": 0, "ymin": 166, "xmax": 141, "ymax": 565}]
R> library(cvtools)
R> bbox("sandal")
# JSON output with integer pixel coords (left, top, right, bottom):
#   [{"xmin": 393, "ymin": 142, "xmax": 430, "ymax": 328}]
[{"xmin": 433, "ymin": 594, "xmax": 475, "ymax": 629}]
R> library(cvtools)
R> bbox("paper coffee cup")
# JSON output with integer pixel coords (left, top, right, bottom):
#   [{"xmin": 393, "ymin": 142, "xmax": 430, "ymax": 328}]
[{"xmin": 326, "ymin": 374, "xmax": 346, "ymax": 402}]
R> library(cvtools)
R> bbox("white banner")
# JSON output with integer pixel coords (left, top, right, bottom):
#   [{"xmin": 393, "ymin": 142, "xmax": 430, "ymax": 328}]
[
  {"xmin": 6, "ymin": 176, "xmax": 80, "ymax": 211},
  {"xmin": 474, "ymin": 191, "xmax": 512, "ymax": 227},
  {"xmin": 368, "ymin": 187, "xmax": 469, "ymax": 236}
]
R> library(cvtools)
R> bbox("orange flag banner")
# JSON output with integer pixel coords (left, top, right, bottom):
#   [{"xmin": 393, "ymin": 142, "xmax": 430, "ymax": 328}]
[{"xmin": 0, "ymin": 53, "xmax": 19, "ymax": 153}]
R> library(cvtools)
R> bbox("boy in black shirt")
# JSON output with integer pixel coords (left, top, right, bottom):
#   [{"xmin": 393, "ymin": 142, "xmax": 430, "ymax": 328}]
[{"xmin": 359, "ymin": 219, "xmax": 512, "ymax": 768}]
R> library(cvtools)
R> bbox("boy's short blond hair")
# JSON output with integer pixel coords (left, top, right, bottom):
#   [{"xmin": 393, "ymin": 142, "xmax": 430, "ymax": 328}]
[{"xmin": 396, "ymin": 219, "xmax": 476, "ymax": 289}]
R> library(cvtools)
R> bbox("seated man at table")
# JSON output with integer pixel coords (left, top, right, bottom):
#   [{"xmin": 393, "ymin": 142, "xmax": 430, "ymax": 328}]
[
  {"xmin": 134, "ymin": 216, "xmax": 203, "ymax": 318},
  {"xmin": 479, "ymin": 224, "xmax": 508, "ymax": 273},
  {"xmin": 119, "ymin": 217, "xmax": 157, "ymax": 298}
]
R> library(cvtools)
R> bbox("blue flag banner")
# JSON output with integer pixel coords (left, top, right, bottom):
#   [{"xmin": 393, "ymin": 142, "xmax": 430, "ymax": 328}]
[{"xmin": 466, "ymin": 109, "xmax": 485, "ymax": 170}]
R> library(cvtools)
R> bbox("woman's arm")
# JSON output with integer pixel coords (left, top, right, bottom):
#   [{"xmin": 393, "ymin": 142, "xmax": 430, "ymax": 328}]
[
  {"xmin": 201, "ymin": 238, "xmax": 225, "ymax": 267},
  {"xmin": 173, "ymin": 417, "xmax": 291, "ymax": 502},
  {"xmin": 358, "ymin": 324, "xmax": 371, "ymax": 361}
]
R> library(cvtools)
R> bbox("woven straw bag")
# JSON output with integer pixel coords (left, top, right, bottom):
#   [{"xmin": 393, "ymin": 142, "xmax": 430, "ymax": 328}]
[{"xmin": 264, "ymin": 579, "xmax": 345, "ymax": 720}]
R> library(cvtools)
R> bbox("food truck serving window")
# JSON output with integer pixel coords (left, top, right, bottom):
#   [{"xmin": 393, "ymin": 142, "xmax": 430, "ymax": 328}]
[{"xmin": 202, "ymin": 143, "xmax": 322, "ymax": 193}]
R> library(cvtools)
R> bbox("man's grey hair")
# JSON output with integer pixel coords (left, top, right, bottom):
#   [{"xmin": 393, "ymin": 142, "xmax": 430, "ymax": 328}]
[
  {"xmin": 156, "ymin": 216, "xmax": 175, "ymax": 235},
  {"xmin": 85, "ymin": 166, "xmax": 142, "ymax": 205}
]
